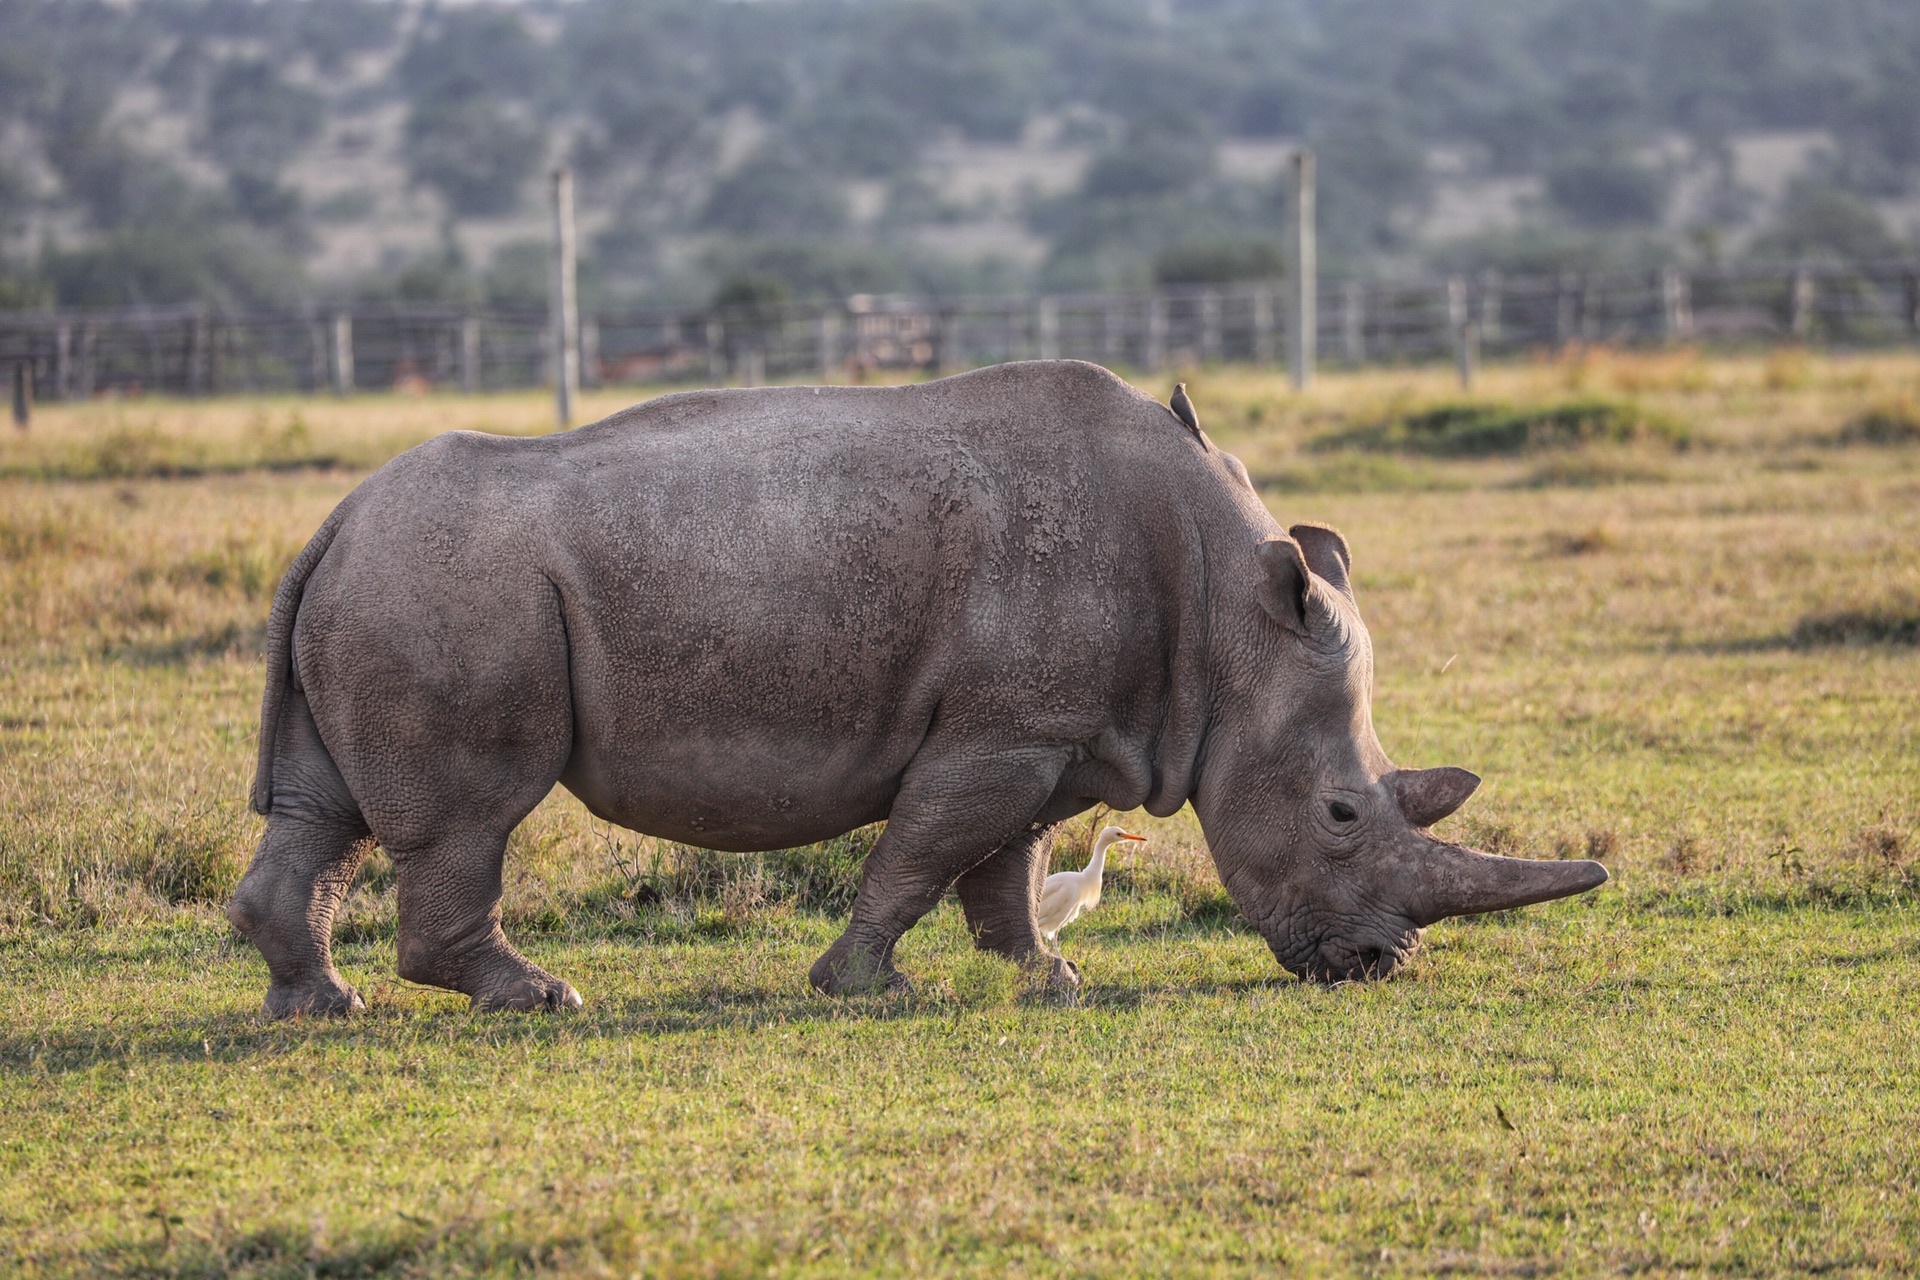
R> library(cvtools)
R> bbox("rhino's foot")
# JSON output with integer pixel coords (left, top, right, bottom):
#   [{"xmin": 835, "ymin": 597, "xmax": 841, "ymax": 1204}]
[
  {"xmin": 470, "ymin": 972, "xmax": 583, "ymax": 1013},
  {"xmin": 398, "ymin": 925, "xmax": 583, "ymax": 1014},
  {"xmin": 263, "ymin": 971, "xmax": 364, "ymax": 1019},
  {"xmin": 808, "ymin": 944, "xmax": 909, "ymax": 997},
  {"xmin": 1039, "ymin": 953, "xmax": 1081, "ymax": 988}
]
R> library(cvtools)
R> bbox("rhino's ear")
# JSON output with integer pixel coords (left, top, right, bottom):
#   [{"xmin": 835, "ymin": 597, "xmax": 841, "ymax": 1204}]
[
  {"xmin": 1254, "ymin": 537, "xmax": 1312, "ymax": 634},
  {"xmin": 1289, "ymin": 523, "xmax": 1353, "ymax": 601}
]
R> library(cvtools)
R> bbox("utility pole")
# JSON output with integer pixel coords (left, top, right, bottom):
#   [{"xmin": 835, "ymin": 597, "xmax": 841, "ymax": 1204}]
[
  {"xmin": 1289, "ymin": 149, "xmax": 1316, "ymax": 390},
  {"xmin": 550, "ymin": 166, "xmax": 579, "ymax": 429}
]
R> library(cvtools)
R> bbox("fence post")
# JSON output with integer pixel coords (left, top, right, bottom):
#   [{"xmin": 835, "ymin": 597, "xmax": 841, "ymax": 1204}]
[
  {"xmin": 77, "ymin": 323, "xmax": 94, "ymax": 398},
  {"xmin": 1146, "ymin": 294, "xmax": 1168, "ymax": 372},
  {"xmin": 1198, "ymin": 290, "xmax": 1222, "ymax": 364},
  {"xmin": 1447, "ymin": 277, "xmax": 1475, "ymax": 388},
  {"xmin": 550, "ymin": 167, "xmax": 579, "ymax": 427},
  {"xmin": 11, "ymin": 362, "xmax": 29, "ymax": 428},
  {"xmin": 1289, "ymin": 148, "xmax": 1316, "ymax": 389},
  {"xmin": 1252, "ymin": 286, "xmax": 1275, "ymax": 365},
  {"xmin": 1342, "ymin": 281, "xmax": 1365, "ymax": 364},
  {"xmin": 1789, "ymin": 268, "xmax": 1813, "ymax": 338},
  {"xmin": 1477, "ymin": 270, "xmax": 1502, "ymax": 348},
  {"xmin": 457, "ymin": 314, "xmax": 481, "ymax": 392},
  {"xmin": 580, "ymin": 318, "xmax": 600, "ymax": 390},
  {"xmin": 330, "ymin": 312, "xmax": 354, "ymax": 395},
  {"xmin": 1035, "ymin": 296, "xmax": 1059, "ymax": 361},
  {"xmin": 1661, "ymin": 267, "xmax": 1692, "ymax": 341},
  {"xmin": 1555, "ymin": 272, "xmax": 1577, "ymax": 346},
  {"xmin": 54, "ymin": 323, "xmax": 71, "ymax": 401},
  {"xmin": 706, "ymin": 318, "xmax": 726, "ymax": 384},
  {"xmin": 187, "ymin": 310, "xmax": 209, "ymax": 396},
  {"xmin": 817, "ymin": 309, "xmax": 842, "ymax": 381},
  {"xmin": 1101, "ymin": 299, "xmax": 1123, "ymax": 366}
]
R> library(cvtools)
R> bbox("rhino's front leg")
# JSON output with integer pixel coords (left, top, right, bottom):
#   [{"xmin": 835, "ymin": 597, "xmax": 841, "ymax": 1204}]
[
  {"xmin": 809, "ymin": 747, "xmax": 1068, "ymax": 996},
  {"xmin": 955, "ymin": 822, "xmax": 1080, "ymax": 989}
]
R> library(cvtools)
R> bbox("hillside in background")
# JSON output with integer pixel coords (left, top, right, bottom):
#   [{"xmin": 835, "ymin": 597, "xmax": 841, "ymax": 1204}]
[{"xmin": 2, "ymin": 0, "xmax": 1917, "ymax": 311}]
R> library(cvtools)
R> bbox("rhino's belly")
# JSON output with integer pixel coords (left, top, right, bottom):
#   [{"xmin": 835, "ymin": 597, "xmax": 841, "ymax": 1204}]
[{"xmin": 559, "ymin": 725, "xmax": 912, "ymax": 853}]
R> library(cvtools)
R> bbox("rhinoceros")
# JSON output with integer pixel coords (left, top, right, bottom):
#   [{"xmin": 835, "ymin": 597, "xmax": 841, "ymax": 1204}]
[{"xmin": 229, "ymin": 360, "xmax": 1605, "ymax": 1016}]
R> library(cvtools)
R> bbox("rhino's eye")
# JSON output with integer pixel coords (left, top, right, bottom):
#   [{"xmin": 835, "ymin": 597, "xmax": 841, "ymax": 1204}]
[{"xmin": 1327, "ymin": 800, "xmax": 1358, "ymax": 824}]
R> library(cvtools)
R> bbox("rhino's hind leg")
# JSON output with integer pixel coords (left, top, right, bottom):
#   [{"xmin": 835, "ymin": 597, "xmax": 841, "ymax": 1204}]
[
  {"xmin": 954, "ymin": 822, "xmax": 1080, "ymax": 988},
  {"xmin": 388, "ymin": 828, "xmax": 583, "ymax": 1012},
  {"xmin": 810, "ymin": 748, "xmax": 1068, "ymax": 996},
  {"xmin": 229, "ymin": 691, "xmax": 374, "ymax": 1018}
]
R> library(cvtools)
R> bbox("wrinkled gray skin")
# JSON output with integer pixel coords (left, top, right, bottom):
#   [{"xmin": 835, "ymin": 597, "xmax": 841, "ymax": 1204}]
[{"xmin": 229, "ymin": 360, "xmax": 1606, "ymax": 1016}]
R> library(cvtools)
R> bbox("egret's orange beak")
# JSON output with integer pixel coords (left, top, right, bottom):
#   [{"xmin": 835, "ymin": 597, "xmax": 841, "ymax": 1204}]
[{"xmin": 1118, "ymin": 832, "xmax": 1148, "ymax": 842}]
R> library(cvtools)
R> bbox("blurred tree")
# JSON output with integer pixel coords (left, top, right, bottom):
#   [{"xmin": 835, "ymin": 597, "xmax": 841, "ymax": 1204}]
[
  {"xmin": 404, "ymin": 97, "xmax": 545, "ymax": 217},
  {"xmin": 840, "ymin": 1, "xmax": 1035, "ymax": 142},
  {"xmin": 40, "ymin": 225, "xmax": 304, "ymax": 306},
  {"xmin": 784, "ymin": 97, "xmax": 921, "ymax": 179},
  {"xmin": 399, "ymin": 6, "xmax": 552, "ymax": 217},
  {"xmin": 201, "ymin": 60, "xmax": 322, "ymax": 174},
  {"xmin": 1546, "ymin": 151, "xmax": 1671, "ymax": 228},
  {"xmin": 483, "ymin": 240, "xmax": 551, "ymax": 309},
  {"xmin": 1749, "ymin": 182, "xmax": 1904, "ymax": 263},
  {"xmin": 712, "ymin": 272, "xmax": 791, "ymax": 319},
  {"xmin": 703, "ymin": 241, "xmax": 910, "ymax": 302},
  {"xmin": 699, "ymin": 154, "xmax": 849, "ymax": 237},
  {"xmin": 1310, "ymin": 108, "xmax": 1431, "ymax": 258},
  {"xmin": 399, "ymin": 7, "xmax": 552, "ymax": 104},
  {"xmin": 1153, "ymin": 238, "xmax": 1285, "ymax": 286},
  {"xmin": 1079, "ymin": 116, "xmax": 1215, "ymax": 202}
]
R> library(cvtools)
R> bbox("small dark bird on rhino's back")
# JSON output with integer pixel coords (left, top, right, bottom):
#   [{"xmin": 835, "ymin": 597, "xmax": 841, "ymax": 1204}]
[{"xmin": 1169, "ymin": 382, "xmax": 1200, "ymax": 437}]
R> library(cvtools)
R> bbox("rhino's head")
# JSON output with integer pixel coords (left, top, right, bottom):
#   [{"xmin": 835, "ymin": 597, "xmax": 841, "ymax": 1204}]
[{"xmin": 1193, "ymin": 524, "xmax": 1607, "ymax": 983}]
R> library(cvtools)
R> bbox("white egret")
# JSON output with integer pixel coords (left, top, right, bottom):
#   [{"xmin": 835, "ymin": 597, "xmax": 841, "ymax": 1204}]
[{"xmin": 1038, "ymin": 826, "xmax": 1147, "ymax": 943}]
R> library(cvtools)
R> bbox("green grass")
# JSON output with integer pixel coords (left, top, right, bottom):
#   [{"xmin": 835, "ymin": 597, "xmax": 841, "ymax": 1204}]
[{"xmin": 3, "ymin": 352, "xmax": 1920, "ymax": 1274}]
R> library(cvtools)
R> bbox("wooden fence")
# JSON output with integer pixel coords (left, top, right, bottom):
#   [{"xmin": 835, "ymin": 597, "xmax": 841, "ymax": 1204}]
[{"xmin": 4, "ymin": 262, "xmax": 1919, "ymax": 404}]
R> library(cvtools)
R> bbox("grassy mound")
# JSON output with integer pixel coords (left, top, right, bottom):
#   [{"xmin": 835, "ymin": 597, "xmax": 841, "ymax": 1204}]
[
  {"xmin": 1326, "ymin": 398, "xmax": 1690, "ymax": 457},
  {"xmin": 1837, "ymin": 398, "xmax": 1920, "ymax": 445},
  {"xmin": 1788, "ymin": 604, "xmax": 1920, "ymax": 648}
]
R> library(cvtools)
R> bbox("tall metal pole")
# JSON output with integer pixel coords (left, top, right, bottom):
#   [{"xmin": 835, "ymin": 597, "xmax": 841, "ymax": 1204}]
[
  {"xmin": 1289, "ymin": 149, "xmax": 1316, "ymax": 390},
  {"xmin": 550, "ymin": 166, "xmax": 579, "ymax": 429}
]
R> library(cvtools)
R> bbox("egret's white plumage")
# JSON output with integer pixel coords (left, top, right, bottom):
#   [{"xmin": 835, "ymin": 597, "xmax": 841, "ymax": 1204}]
[{"xmin": 1039, "ymin": 826, "xmax": 1147, "ymax": 942}]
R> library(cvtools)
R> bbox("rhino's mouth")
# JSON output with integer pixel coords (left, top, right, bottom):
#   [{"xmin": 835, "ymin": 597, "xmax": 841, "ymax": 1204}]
[{"xmin": 1266, "ymin": 921, "xmax": 1423, "ymax": 984}]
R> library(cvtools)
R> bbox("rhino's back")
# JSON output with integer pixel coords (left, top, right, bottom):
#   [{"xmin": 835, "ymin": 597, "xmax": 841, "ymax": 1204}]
[{"xmin": 305, "ymin": 362, "xmax": 1254, "ymax": 849}]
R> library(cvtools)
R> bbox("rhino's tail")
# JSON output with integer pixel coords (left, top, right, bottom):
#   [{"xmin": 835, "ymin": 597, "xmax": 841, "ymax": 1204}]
[{"xmin": 250, "ymin": 502, "xmax": 350, "ymax": 816}]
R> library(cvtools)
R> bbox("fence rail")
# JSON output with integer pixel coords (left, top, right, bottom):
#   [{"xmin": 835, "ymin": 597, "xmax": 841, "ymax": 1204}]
[{"xmin": 4, "ymin": 262, "xmax": 1919, "ymax": 402}]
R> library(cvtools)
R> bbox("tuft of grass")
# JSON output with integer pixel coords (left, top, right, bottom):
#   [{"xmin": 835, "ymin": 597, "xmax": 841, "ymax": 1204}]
[
  {"xmin": 1786, "ymin": 603, "xmax": 1920, "ymax": 648},
  {"xmin": 1324, "ymin": 398, "xmax": 1691, "ymax": 458},
  {"xmin": 1837, "ymin": 397, "xmax": 1920, "ymax": 445}
]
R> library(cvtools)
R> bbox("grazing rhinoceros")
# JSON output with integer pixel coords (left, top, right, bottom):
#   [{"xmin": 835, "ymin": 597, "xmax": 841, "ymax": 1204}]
[{"xmin": 229, "ymin": 360, "xmax": 1605, "ymax": 1016}]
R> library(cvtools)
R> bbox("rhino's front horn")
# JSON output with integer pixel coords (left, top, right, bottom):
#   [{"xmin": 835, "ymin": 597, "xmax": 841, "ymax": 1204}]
[
  {"xmin": 1387, "ymin": 766, "xmax": 1480, "ymax": 828},
  {"xmin": 1408, "ymin": 843, "xmax": 1609, "ymax": 926}
]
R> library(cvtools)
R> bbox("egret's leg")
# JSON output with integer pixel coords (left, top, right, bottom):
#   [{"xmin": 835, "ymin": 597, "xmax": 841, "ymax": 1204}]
[{"xmin": 810, "ymin": 747, "xmax": 1068, "ymax": 995}]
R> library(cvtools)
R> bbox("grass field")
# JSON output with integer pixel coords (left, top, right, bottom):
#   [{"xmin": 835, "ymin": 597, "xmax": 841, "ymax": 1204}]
[{"xmin": 3, "ymin": 350, "xmax": 1918, "ymax": 1275}]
